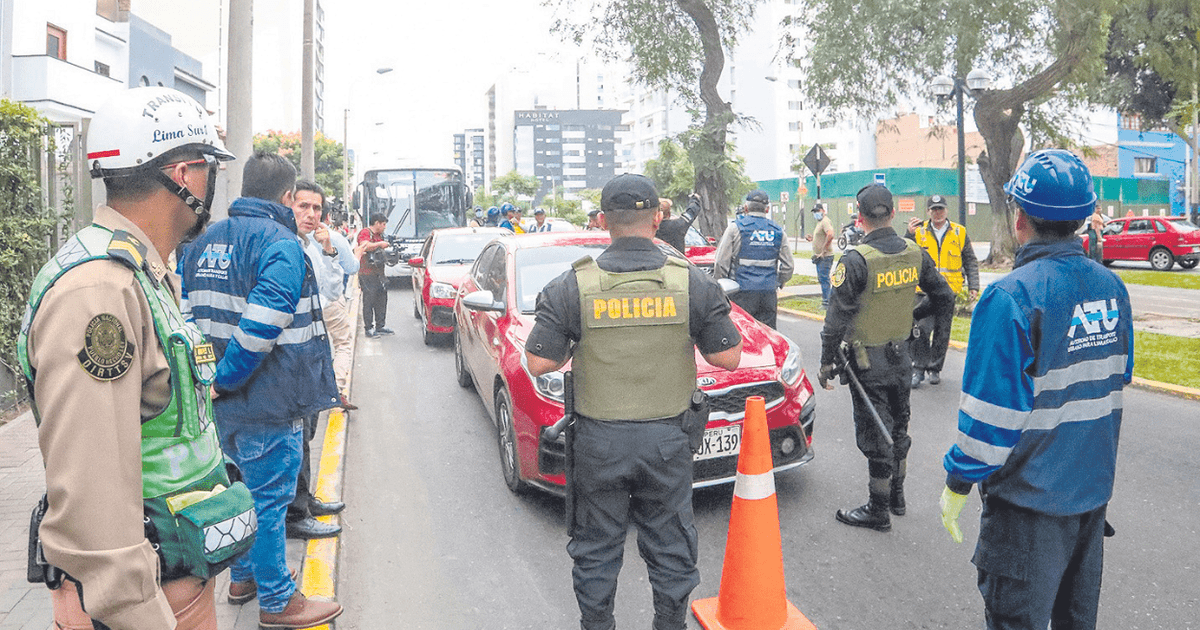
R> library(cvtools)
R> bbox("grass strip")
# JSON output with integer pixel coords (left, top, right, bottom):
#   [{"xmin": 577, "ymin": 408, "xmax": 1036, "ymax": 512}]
[
  {"xmin": 780, "ymin": 296, "xmax": 1199, "ymax": 389},
  {"xmin": 1111, "ymin": 268, "xmax": 1200, "ymax": 291},
  {"xmin": 785, "ymin": 274, "xmax": 820, "ymax": 287}
]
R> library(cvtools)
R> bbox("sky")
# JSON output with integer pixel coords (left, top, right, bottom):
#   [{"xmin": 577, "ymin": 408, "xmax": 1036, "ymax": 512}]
[{"xmin": 321, "ymin": 0, "xmax": 583, "ymax": 172}]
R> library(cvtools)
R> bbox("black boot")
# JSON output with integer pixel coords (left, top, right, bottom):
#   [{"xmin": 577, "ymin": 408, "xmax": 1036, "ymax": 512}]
[
  {"xmin": 836, "ymin": 478, "xmax": 891, "ymax": 532},
  {"xmin": 890, "ymin": 479, "xmax": 906, "ymax": 516},
  {"xmin": 891, "ymin": 458, "xmax": 907, "ymax": 516}
]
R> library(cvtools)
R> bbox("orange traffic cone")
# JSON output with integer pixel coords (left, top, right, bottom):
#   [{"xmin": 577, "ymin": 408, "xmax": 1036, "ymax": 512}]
[{"xmin": 692, "ymin": 396, "xmax": 817, "ymax": 630}]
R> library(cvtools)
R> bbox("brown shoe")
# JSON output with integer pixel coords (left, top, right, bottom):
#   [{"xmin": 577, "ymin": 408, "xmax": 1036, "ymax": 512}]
[
  {"xmin": 228, "ymin": 569, "xmax": 298, "ymax": 605},
  {"xmin": 258, "ymin": 592, "xmax": 343, "ymax": 629},
  {"xmin": 339, "ymin": 394, "xmax": 358, "ymax": 411}
]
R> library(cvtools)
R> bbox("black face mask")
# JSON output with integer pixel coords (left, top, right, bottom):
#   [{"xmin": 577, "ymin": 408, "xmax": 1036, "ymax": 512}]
[{"xmin": 155, "ymin": 154, "xmax": 219, "ymax": 242}]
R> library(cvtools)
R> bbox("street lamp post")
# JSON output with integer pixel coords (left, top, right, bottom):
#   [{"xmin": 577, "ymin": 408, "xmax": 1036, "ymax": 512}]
[
  {"xmin": 930, "ymin": 69, "xmax": 991, "ymax": 229},
  {"xmin": 344, "ymin": 67, "xmax": 393, "ymax": 213}
]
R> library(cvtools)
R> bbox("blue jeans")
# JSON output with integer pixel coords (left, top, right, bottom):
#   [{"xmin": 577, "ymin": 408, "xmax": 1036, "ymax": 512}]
[
  {"xmin": 219, "ymin": 419, "xmax": 303, "ymax": 613},
  {"xmin": 814, "ymin": 255, "xmax": 834, "ymax": 306}
]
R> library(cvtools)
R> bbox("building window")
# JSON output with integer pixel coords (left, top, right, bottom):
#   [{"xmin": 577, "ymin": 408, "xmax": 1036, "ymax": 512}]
[
  {"xmin": 787, "ymin": 79, "xmax": 801, "ymax": 89},
  {"xmin": 788, "ymin": 101, "xmax": 802, "ymax": 110},
  {"xmin": 1134, "ymin": 157, "xmax": 1157, "ymax": 174},
  {"xmin": 47, "ymin": 24, "xmax": 67, "ymax": 60},
  {"xmin": 95, "ymin": 61, "xmax": 110, "ymax": 76},
  {"xmin": 819, "ymin": 119, "xmax": 836, "ymax": 130},
  {"xmin": 788, "ymin": 122, "xmax": 800, "ymax": 132}
]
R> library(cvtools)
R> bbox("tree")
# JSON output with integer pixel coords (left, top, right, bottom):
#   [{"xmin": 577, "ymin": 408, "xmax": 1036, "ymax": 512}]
[
  {"xmin": 793, "ymin": 0, "xmax": 1115, "ymax": 261},
  {"xmin": 253, "ymin": 130, "xmax": 348, "ymax": 199},
  {"xmin": 644, "ymin": 138, "xmax": 696, "ymax": 203},
  {"xmin": 0, "ymin": 101, "xmax": 65, "ymax": 386},
  {"xmin": 490, "ymin": 170, "xmax": 541, "ymax": 207},
  {"xmin": 548, "ymin": 0, "xmax": 759, "ymax": 238},
  {"xmin": 1103, "ymin": 1, "xmax": 1198, "ymax": 145}
]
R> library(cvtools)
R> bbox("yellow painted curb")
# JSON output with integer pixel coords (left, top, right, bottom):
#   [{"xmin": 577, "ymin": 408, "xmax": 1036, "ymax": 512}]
[{"xmin": 779, "ymin": 307, "xmax": 1196, "ymax": 400}]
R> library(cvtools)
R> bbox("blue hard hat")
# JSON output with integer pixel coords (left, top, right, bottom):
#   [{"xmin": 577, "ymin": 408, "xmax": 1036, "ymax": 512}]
[
  {"xmin": 487, "ymin": 206, "xmax": 500, "ymax": 218},
  {"xmin": 500, "ymin": 202, "xmax": 515, "ymax": 214},
  {"xmin": 1004, "ymin": 149, "xmax": 1096, "ymax": 220}
]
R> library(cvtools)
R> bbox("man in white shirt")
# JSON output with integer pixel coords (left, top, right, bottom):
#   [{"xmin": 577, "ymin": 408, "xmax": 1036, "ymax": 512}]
[{"xmin": 531, "ymin": 208, "xmax": 553, "ymax": 232}]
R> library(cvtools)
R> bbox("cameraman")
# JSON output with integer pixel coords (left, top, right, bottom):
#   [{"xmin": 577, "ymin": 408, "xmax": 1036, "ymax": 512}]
[
  {"xmin": 655, "ymin": 193, "xmax": 702, "ymax": 253},
  {"xmin": 357, "ymin": 213, "xmax": 394, "ymax": 337}
]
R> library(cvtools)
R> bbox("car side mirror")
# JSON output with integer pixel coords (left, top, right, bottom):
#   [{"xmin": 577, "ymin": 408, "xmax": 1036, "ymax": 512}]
[
  {"xmin": 461, "ymin": 289, "xmax": 505, "ymax": 313},
  {"xmin": 717, "ymin": 278, "xmax": 740, "ymax": 296},
  {"xmin": 408, "ymin": 256, "xmax": 425, "ymax": 268},
  {"xmin": 706, "ymin": 236, "xmax": 717, "ymax": 245}
]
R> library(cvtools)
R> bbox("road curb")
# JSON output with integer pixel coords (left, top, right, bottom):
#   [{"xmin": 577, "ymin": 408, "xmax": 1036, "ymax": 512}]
[
  {"xmin": 298, "ymin": 284, "xmax": 360, "ymax": 626},
  {"xmin": 778, "ymin": 306, "xmax": 1196, "ymax": 400}
]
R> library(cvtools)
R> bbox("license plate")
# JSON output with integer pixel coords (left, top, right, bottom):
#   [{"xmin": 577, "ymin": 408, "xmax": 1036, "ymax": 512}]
[{"xmin": 694, "ymin": 425, "xmax": 741, "ymax": 461}]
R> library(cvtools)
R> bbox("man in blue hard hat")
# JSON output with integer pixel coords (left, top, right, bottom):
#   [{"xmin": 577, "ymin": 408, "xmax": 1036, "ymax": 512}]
[
  {"xmin": 939, "ymin": 149, "xmax": 1133, "ymax": 630},
  {"xmin": 713, "ymin": 190, "xmax": 794, "ymax": 327}
]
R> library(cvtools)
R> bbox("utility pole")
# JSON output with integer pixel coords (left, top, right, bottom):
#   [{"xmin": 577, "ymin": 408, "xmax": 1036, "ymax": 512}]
[
  {"xmin": 343, "ymin": 108, "xmax": 350, "ymax": 208},
  {"xmin": 224, "ymin": 0, "xmax": 254, "ymax": 218},
  {"xmin": 1192, "ymin": 59, "xmax": 1198, "ymax": 224},
  {"xmin": 300, "ymin": 0, "xmax": 315, "ymax": 180}
]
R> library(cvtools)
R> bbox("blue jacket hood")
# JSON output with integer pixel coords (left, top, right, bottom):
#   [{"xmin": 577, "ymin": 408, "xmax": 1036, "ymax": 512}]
[
  {"xmin": 1013, "ymin": 237, "xmax": 1085, "ymax": 269},
  {"xmin": 229, "ymin": 197, "xmax": 298, "ymax": 234}
]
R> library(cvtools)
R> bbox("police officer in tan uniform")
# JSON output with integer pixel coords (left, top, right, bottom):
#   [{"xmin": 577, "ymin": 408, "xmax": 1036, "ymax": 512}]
[
  {"xmin": 818, "ymin": 184, "xmax": 953, "ymax": 531},
  {"xmin": 525, "ymin": 174, "xmax": 743, "ymax": 630},
  {"xmin": 19, "ymin": 88, "xmax": 247, "ymax": 629}
]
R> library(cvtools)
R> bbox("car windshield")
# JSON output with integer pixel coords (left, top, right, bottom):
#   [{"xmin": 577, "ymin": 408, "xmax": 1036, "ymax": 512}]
[
  {"xmin": 1167, "ymin": 218, "xmax": 1199, "ymax": 233},
  {"xmin": 685, "ymin": 226, "xmax": 707, "ymax": 248},
  {"xmin": 514, "ymin": 243, "xmax": 609, "ymax": 312},
  {"xmin": 431, "ymin": 233, "xmax": 499, "ymax": 265}
]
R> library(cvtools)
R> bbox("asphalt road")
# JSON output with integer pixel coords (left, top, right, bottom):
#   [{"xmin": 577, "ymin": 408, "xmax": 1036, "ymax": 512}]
[{"xmin": 336, "ymin": 285, "xmax": 1199, "ymax": 630}]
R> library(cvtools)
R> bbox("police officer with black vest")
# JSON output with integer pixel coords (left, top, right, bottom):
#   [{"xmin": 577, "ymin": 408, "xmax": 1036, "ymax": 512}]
[
  {"xmin": 714, "ymin": 190, "xmax": 794, "ymax": 328},
  {"xmin": 526, "ymin": 174, "xmax": 743, "ymax": 630},
  {"xmin": 818, "ymin": 184, "xmax": 954, "ymax": 531}
]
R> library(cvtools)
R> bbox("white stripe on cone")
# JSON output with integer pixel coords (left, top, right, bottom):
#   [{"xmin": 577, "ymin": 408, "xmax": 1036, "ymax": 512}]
[{"xmin": 734, "ymin": 470, "xmax": 776, "ymax": 501}]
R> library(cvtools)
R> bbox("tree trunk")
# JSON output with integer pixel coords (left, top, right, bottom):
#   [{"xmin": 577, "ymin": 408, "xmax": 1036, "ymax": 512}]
[
  {"xmin": 677, "ymin": 0, "xmax": 733, "ymax": 239},
  {"xmin": 973, "ymin": 97, "xmax": 1025, "ymax": 264}
]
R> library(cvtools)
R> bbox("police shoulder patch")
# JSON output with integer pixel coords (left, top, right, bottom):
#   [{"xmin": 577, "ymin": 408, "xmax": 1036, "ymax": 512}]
[
  {"xmin": 831, "ymin": 262, "xmax": 847, "ymax": 288},
  {"xmin": 77, "ymin": 313, "xmax": 136, "ymax": 381}
]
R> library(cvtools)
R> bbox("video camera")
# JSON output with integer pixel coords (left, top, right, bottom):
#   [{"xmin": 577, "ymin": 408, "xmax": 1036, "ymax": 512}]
[{"xmin": 367, "ymin": 235, "xmax": 404, "ymax": 267}]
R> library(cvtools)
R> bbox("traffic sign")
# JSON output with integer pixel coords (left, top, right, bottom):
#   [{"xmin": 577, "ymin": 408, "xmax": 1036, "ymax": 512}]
[
  {"xmin": 780, "ymin": 191, "xmax": 790, "ymax": 202},
  {"xmin": 803, "ymin": 144, "xmax": 830, "ymax": 177},
  {"xmin": 874, "ymin": 172, "xmax": 886, "ymax": 186}
]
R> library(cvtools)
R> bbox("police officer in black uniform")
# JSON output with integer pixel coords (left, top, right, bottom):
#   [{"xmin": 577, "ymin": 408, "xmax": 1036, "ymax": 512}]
[
  {"xmin": 525, "ymin": 174, "xmax": 743, "ymax": 630},
  {"xmin": 818, "ymin": 184, "xmax": 953, "ymax": 531}
]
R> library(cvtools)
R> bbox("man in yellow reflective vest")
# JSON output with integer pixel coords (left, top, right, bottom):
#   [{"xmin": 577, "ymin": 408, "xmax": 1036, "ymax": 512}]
[{"xmin": 905, "ymin": 195, "xmax": 979, "ymax": 388}]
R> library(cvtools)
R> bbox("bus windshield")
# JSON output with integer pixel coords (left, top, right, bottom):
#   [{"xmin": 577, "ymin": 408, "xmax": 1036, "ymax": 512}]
[{"xmin": 361, "ymin": 168, "xmax": 468, "ymax": 240}]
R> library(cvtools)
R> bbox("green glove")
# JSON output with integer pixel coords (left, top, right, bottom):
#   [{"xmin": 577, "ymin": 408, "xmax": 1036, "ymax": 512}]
[{"xmin": 940, "ymin": 486, "xmax": 968, "ymax": 543}]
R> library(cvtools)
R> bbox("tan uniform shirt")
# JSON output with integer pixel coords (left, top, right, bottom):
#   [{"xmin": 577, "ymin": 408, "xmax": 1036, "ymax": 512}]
[
  {"xmin": 30, "ymin": 206, "xmax": 177, "ymax": 629},
  {"xmin": 811, "ymin": 216, "xmax": 834, "ymax": 257}
]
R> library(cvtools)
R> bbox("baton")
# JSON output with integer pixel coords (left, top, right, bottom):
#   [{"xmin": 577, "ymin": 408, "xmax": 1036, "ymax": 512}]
[
  {"xmin": 542, "ymin": 372, "xmax": 574, "ymax": 442},
  {"xmin": 836, "ymin": 345, "xmax": 894, "ymax": 447}
]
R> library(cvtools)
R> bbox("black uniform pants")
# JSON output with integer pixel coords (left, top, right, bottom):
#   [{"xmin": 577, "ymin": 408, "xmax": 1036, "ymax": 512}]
[
  {"xmin": 849, "ymin": 343, "xmax": 913, "ymax": 480},
  {"xmin": 975, "ymin": 498, "xmax": 1106, "ymax": 630},
  {"xmin": 909, "ymin": 306, "xmax": 954, "ymax": 373},
  {"xmin": 568, "ymin": 418, "xmax": 699, "ymax": 630},
  {"xmin": 359, "ymin": 273, "xmax": 388, "ymax": 330},
  {"xmin": 730, "ymin": 289, "xmax": 778, "ymax": 328},
  {"xmin": 287, "ymin": 412, "xmax": 320, "ymax": 521}
]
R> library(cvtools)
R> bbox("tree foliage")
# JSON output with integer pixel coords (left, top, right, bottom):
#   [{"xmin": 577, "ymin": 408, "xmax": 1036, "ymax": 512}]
[
  {"xmin": 793, "ymin": 0, "xmax": 1115, "ymax": 261},
  {"xmin": 1103, "ymin": 0, "xmax": 1199, "ymax": 144},
  {"xmin": 0, "ymin": 100, "xmax": 64, "ymax": 383},
  {"xmin": 546, "ymin": 0, "xmax": 760, "ymax": 237},
  {"xmin": 487, "ymin": 170, "xmax": 542, "ymax": 209},
  {"xmin": 252, "ymin": 130, "xmax": 348, "ymax": 199},
  {"xmin": 645, "ymin": 136, "xmax": 754, "ymax": 211}
]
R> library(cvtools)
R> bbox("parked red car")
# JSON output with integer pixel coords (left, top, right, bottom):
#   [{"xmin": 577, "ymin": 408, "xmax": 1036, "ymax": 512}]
[
  {"xmin": 409, "ymin": 227, "xmax": 510, "ymax": 345},
  {"xmin": 1085, "ymin": 216, "xmax": 1200, "ymax": 271},
  {"xmin": 683, "ymin": 225, "xmax": 716, "ymax": 273},
  {"xmin": 453, "ymin": 232, "xmax": 816, "ymax": 495}
]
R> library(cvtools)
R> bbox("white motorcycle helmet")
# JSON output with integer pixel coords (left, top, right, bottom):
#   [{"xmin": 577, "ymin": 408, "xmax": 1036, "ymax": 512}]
[{"xmin": 88, "ymin": 86, "xmax": 235, "ymax": 230}]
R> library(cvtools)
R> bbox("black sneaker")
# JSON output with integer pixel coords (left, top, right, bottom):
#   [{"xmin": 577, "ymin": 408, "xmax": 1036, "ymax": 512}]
[
  {"xmin": 375, "ymin": 327, "xmax": 395, "ymax": 336},
  {"xmin": 928, "ymin": 371, "xmax": 941, "ymax": 385},
  {"xmin": 364, "ymin": 328, "xmax": 376, "ymax": 338}
]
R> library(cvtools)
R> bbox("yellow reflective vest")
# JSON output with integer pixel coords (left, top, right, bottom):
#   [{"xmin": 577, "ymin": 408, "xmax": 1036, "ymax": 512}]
[{"xmin": 912, "ymin": 221, "xmax": 968, "ymax": 294}]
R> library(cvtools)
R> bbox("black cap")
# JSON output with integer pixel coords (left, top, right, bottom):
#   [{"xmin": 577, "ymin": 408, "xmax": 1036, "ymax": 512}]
[
  {"xmin": 534, "ymin": 208, "xmax": 545, "ymax": 215},
  {"xmin": 856, "ymin": 184, "xmax": 893, "ymax": 218},
  {"xmin": 927, "ymin": 195, "xmax": 947, "ymax": 209},
  {"xmin": 601, "ymin": 174, "xmax": 659, "ymax": 211},
  {"xmin": 587, "ymin": 209, "xmax": 600, "ymax": 217},
  {"xmin": 746, "ymin": 189, "xmax": 769, "ymax": 204},
  {"xmin": 812, "ymin": 203, "xmax": 825, "ymax": 212}
]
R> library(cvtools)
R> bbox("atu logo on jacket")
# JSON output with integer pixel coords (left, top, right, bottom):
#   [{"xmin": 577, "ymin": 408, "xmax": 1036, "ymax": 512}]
[
  {"xmin": 194, "ymin": 243, "xmax": 233, "ymax": 280},
  {"xmin": 1066, "ymin": 299, "xmax": 1121, "ymax": 352}
]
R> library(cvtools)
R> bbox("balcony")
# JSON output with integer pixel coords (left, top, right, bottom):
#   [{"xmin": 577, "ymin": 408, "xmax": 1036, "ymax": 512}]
[{"xmin": 12, "ymin": 55, "xmax": 124, "ymax": 123}]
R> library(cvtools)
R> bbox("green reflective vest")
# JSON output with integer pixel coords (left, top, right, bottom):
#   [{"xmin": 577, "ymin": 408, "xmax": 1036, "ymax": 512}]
[
  {"xmin": 18, "ymin": 225, "xmax": 256, "ymax": 580},
  {"xmin": 573, "ymin": 256, "xmax": 695, "ymax": 421},
  {"xmin": 847, "ymin": 241, "xmax": 924, "ymax": 348}
]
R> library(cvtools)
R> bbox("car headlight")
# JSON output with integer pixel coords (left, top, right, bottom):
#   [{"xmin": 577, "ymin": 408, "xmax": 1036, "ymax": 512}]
[
  {"xmin": 534, "ymin": 371, "xmax": 566, "ymax": 402},
  {"xmin": 430, "ymin": 282, "xmax": 456, "ymax": 299},
  {"xmin": 780, "ymin": 340, "xmax": 803, "ymax": 386}
]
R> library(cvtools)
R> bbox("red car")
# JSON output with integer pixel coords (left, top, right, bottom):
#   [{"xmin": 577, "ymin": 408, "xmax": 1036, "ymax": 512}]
[
  {"xmin": 452, "ymin": 232, "xmax": 816, "ymax": 495},
  {"xmin": 683, "ymin": 225, "xmax": 716, "ymax": 273},
  {"xmin": 1090, "ymin": 216, "xmax": 1200, "ymax": 271},
  {"xmin": 409, "ymin": 227, "xmax": 510, "ymax": 345}
]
